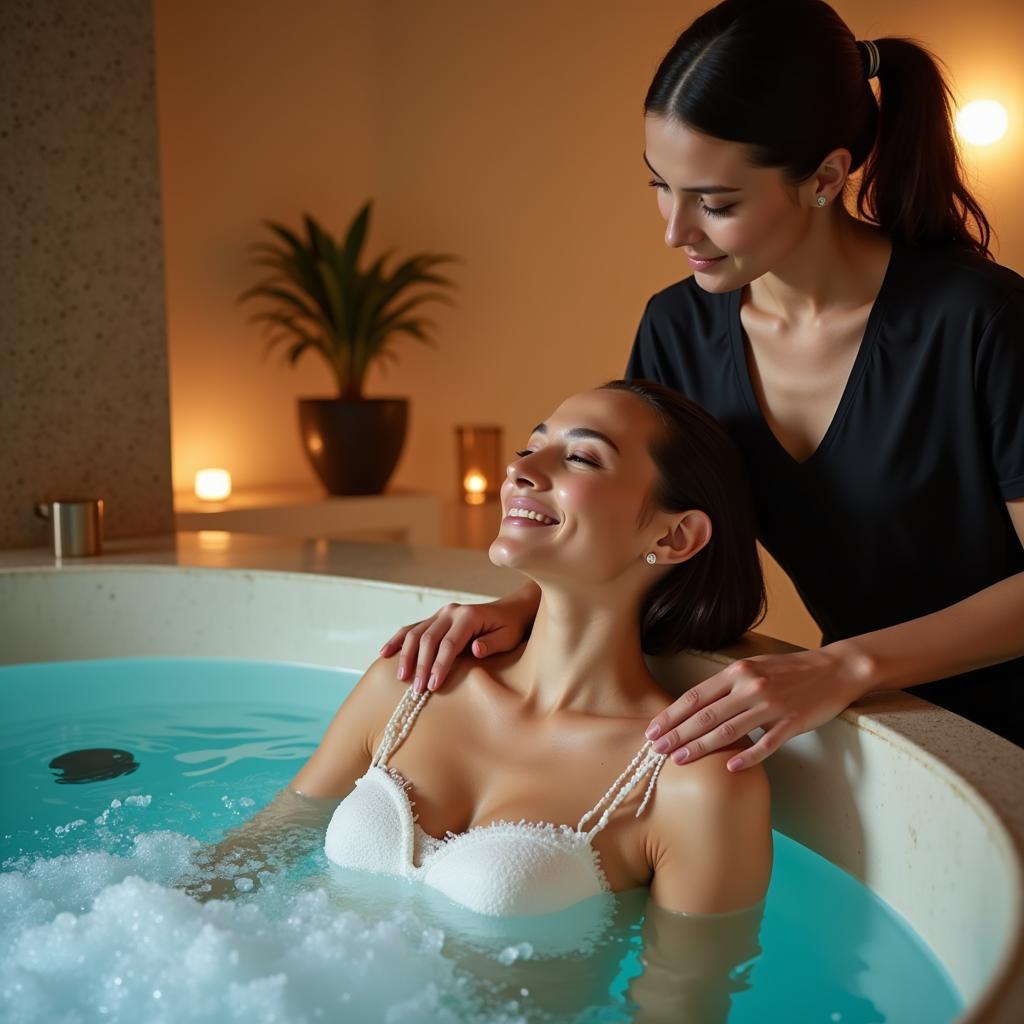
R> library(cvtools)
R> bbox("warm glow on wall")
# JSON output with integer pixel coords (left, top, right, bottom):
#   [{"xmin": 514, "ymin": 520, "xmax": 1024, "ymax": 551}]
[
  {"xmin": 194, "ymin": 468, "xmax": 232, "ymax": 501},
  {"xmin": 956, "ymin": 99, "xmax": 1009, "ymax": 146}
]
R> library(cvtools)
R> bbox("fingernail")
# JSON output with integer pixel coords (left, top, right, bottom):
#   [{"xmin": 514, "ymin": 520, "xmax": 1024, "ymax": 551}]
[
  {"xmin": 475, "ymin": 641, "xmax": 486, "ymax": 656},
  {"xmin": 672, "ymin": 748, "xmax": 689, "ymax": 764},
  {"xmin": 379, "ymin": 643, "xmax": 389, "ymax": 655},
  {"xmin": 645, "ymin": 723, "xmax": 661, "ymax": 740},
  {"xmin": 653, "ymin": 738, "xmax": 671, "ymax": 754},
  {"xmin": 726, "ymin": 757, "xmax": 743, "ymax": 772},
  {"xmin": 397, "ymin": 665, "xmax": 407, "ymax": 681},
  {"xmin": 427, "ymin": 673, "xmax": 437, "ymax": 691}
]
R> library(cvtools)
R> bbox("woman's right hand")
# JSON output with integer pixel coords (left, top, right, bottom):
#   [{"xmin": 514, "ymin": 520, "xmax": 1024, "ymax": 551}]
[{"xmin": 379, "ymin": 582, "xmax": 541, "ymax": 693}]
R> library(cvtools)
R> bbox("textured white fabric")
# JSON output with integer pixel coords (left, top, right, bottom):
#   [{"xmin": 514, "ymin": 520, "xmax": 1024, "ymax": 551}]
[{"xmin": 324, "ymin": 688, "xmax": 666, "ymax": 918}]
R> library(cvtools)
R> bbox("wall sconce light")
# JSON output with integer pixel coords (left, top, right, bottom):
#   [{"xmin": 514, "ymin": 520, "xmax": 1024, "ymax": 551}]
[
  {"xmin": 455, "ymin": 425, "xmax": 503, "ymax": 506},
  {"xmin": 194, "ymin": 467, "xmax": 232, "ymax": 502},
  {"xmin": 956, "ymin": 99, "xmax": 1009, "ymax": 146}
]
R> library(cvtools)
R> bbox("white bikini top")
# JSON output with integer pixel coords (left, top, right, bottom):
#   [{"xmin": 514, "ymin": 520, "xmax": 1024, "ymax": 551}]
[{"xmin": 324, "ymin": 686, "xmax": 667, "ymax": 917}]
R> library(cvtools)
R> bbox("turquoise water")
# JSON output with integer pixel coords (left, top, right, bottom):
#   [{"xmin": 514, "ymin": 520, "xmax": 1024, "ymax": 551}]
[{"xmin": 0, "ymin": 657, "xmax": 962, "ymax": 1023}]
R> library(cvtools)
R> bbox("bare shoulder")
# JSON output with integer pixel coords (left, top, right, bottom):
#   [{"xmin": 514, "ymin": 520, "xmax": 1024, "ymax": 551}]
[
  {"xmin": 350, "ymin": 655, "xmax": 434, "ymax": 753},
  {"xmin": 653, "ymin": 747, "xmax": 770, "ymax": 812},
  {"xmin": 356, "ymin": 652, "xmax": 485, "ymax": 747},
  {"xmin": 354, "ymin": 654, "xmax": 412, "ymax": 707},
  {"xmin": 646, "ymin": 748, "xmax": 773, "ymax": 915},
  {"xmin": 433, "ymin": 645, "xmax": 526, "ymax": 703},
  {"xmin": 289, "ymin": 656, "xmax": 408, "ymax": 799}
]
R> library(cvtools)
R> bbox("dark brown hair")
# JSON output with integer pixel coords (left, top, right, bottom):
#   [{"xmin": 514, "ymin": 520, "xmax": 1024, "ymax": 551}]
[
  {"xmin": 644, "ymin": 0, "xmax": 993, "ymax": 258},
  {"xmin": 600, "ymin": 379, "xmax": 765, "ymax": 654}
]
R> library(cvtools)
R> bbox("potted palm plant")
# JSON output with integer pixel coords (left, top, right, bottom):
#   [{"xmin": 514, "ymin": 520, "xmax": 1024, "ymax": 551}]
[{"xmin": 238, "ymin": 201, "xmax": 459, "ymax": 495}]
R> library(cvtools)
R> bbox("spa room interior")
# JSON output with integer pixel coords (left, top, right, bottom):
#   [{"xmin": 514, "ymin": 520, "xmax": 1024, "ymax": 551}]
[{"xmin": 2, "ymin": 1, "xmax": 1023, "ymax": 1022}]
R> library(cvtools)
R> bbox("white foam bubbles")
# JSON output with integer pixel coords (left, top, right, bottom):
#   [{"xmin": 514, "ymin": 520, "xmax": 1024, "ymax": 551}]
[
  {"xmin": 0, "ymin": 833, "xmax": 526, "ymax": 1024},
  {"xmin": 496, "ymin": 941, "xmax": 535, "ymax": 965}
]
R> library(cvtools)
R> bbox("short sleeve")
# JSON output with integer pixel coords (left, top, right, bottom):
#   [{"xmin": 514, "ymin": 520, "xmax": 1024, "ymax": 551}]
[{"xmin": 974, "ymin": 289, "xmax": 1024, "ymax": 500}]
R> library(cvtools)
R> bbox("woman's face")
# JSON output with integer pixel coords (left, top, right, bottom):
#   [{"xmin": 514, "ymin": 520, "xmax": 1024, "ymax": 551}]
[
  {"xmin": 489, "ymin": 388, "xmax": 665, "ymax": 584},
  {"xmin": 643, "ymin": 114, "xmax": 814, "ymax": 292}
]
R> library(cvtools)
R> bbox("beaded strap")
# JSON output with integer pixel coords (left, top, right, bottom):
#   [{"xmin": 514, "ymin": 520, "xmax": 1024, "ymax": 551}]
[
  {"xmin": 371, "ymin": 686, "xmax": 430, "ymax": 768},
  {"xmin": 577, "ymin": 741, "xmax": 667, "ymax": 840},
  {"xmin": 372, "ymin": 687, "xmax": 667, "ymax": 839}
]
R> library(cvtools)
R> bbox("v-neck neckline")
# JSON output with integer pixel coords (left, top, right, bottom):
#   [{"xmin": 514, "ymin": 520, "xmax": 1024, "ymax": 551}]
[{"xmin": 726, "ymin": 239, "xmax": 901, "ymax": 469}]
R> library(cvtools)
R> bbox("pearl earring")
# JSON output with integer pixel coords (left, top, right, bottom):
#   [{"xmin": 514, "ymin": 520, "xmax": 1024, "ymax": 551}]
[
  {"xmin": 816, "ymin": 195, "xmax": 827, "ymax": 207},
  {"xmin": 645, "ymin": 553, "xmax": 657, "ymax": 564}
]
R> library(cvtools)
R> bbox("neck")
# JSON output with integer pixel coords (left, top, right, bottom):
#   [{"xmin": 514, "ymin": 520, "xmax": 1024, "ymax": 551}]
[
  {"xmin": 507, "ymin": 579, "xmax": 658, "ymax": 717},
  {"xmin": 749, "ymin": 209, "xmax": 890, "ymax": 325}
]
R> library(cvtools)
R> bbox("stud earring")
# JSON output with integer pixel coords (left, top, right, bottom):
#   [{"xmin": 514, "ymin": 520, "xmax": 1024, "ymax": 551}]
[
  {"xmin": 645, "ymin": 552, "xmax": 657, "ymax": 564},
  {"xmin": 816, "ymin": 195, "xmax": 827, "ymax": 207}
]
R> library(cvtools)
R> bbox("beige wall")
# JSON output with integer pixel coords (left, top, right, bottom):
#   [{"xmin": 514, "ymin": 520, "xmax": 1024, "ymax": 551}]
[
  {"xmin": 1, "ymin": 0, "xmax": 174, "ymax": 548},
  {"xmin": 153, "ymin": 0, "xmax": 1024, "ymax": 648}
]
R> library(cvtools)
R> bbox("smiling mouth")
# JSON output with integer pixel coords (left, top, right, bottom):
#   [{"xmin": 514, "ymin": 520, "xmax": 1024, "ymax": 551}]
[{"xmin": 504, "ymin": 508, "xmax": 558, "ymax": 526}]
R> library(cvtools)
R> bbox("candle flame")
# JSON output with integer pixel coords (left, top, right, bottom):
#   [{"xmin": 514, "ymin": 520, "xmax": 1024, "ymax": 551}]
[
  {"xmin": 463, "ymin": 470, "xmax": 488, "ymax": 506},
  {"xmin": 194, "ymin": 468, "xmax": 232, "ymax": 502}
]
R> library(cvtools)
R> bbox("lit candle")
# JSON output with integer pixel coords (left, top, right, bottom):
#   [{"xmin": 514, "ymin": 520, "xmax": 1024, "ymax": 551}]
[
  {"xmin": 194, "ymin": 468, "xmax": 232, "ymax": 502},
  {"xmin": 463, "ymin": 470, "xmax": 488, "ymax": 506},
  {"xmin": 456, "ymin": 425, "xmax": 502, "ymax": 505}
]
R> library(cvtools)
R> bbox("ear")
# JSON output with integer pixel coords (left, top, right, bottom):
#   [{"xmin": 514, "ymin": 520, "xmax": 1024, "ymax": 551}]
[
  {"xmin": 802, "ymin": 147, "xmax": 853, "ymax": 207},
  {"xmin": 649, "ymin": 510, "xmax": 712, "ymax": 567}
]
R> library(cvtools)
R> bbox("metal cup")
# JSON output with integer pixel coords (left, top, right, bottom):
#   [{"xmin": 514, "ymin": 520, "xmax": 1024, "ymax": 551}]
[{"xmin": 34, "ymin": 498, "xmax": 104, "ymax": 557}]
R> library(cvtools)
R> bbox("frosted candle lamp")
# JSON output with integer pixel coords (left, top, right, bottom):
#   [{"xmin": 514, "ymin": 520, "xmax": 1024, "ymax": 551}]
[
  {"xmin": 456, "ymin": 426, "xmax": 503, "ymax": 506},
  {"xmin": 194, "ymin": 468, "xmax": 232, "ymax": 502}
]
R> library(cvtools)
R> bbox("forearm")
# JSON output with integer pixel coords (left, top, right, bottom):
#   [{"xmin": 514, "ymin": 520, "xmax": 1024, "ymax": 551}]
[
  {"xmin": 827, "ymin": 571, "xmax": 1024, "ymax": 698},
  {"xmin": 628, "ymin": 898, "xmax": 763, "ymax": 1024},
  {"xmin": 645, "ymin": 569, "xmax": 1024, "ymax": 768},
  {"xmin": 182, "ymin": 788, "xmax": 338, "ymax": 899}
]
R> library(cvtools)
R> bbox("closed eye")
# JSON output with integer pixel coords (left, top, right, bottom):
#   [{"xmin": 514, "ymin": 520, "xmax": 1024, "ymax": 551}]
[
  {"xmin": 513, "ymin": 449, "xmax": 600, "ymax": 468},
  {"xmin": 647, "ymin": 179, "xmax": 735, "ymax": 217}
]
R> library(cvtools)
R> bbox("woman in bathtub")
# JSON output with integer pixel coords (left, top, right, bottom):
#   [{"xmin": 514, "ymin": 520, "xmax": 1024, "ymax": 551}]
[{"xmin": 188, "ymin": 379, "xmax": 772, "ymax": 922}]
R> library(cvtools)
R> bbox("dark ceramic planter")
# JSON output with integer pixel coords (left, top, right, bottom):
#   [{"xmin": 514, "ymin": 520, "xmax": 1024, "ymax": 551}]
[{"xmin": 298, "ymin": 397, "xmax": 409, "ymax": 495}]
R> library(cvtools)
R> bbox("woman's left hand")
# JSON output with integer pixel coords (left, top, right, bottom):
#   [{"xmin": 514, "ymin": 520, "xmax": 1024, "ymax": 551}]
[{"xmin": 644, "ymin": 646, "xmax": 872, "ymax": 771}]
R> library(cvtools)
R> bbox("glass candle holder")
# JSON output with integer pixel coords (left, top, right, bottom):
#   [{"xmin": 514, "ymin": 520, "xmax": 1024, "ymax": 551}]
[{"xmin": 455, "ymin": 425, "xmax": 503, "ymax": 505}]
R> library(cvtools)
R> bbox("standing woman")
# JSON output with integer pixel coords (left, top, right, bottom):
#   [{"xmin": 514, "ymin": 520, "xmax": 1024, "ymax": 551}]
[{"xmin": 382, "ymin": 0, "xmax": 1024, "ymax": 757}]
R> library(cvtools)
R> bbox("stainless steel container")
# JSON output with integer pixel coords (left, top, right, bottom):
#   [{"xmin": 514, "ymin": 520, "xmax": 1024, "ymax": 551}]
[{"xmin": 34, "ymin": 498, "xmax": 104, "ymax": 557}]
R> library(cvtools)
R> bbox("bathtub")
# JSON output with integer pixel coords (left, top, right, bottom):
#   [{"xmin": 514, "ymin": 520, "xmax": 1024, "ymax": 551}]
[{"xmin": 1, "ymin": 531, "xmax": 1022, "ymax": 1023}]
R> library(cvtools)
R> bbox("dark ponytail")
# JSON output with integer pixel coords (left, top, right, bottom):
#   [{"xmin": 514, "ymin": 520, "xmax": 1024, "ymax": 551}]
[
  {"xmin": 859, "ymin": 37, "xmax": 991, "ymax": 257},
  {"xmin": 600, "ymin": 379, "xmax": 765, "ymax": 655},
  {"xmin": 645, "ymin": 0, "xmax": 993, "ymax": 258}
]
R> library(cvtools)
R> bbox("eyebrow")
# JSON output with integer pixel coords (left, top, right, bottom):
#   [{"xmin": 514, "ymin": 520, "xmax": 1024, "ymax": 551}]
[
  {"xmin": 642, "ymin": 152, "xmax": 741, "ymax": 194},
  {"xmin": 530, "ymin": 423, "xmax": 621, "ymax": 456}
]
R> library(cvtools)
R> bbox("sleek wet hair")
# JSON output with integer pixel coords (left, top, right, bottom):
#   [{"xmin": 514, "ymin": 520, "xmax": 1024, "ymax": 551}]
[
  {"xmin": 645, "ymin": 0, "xmax": 992, "ymax": 258},
  {"xmin": 600, "ymin": 379, "xmax": 765, "ymax": 654}
]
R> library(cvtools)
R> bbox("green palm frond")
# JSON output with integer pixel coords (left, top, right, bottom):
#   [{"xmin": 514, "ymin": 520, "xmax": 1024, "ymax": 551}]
[{"xmin": 238, "ymin": 201, "xmax": 459, "ymax": 397}]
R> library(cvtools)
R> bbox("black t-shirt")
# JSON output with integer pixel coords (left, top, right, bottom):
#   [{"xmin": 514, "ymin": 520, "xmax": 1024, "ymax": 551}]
[{"xmin": 625, "ymin": 239, "xmax": 1024, "ymax": 744}]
